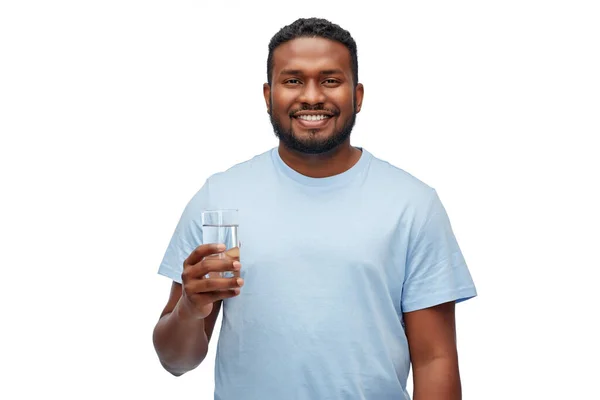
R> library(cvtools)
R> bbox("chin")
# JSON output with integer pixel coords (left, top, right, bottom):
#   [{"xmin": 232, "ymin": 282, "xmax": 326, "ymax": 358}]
[{"xmin": 270, "ymin": 112, "xmax": 355, "ymax": 154}]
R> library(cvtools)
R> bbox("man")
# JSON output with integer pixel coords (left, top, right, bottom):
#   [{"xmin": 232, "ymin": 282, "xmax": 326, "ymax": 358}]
[{"xmin": 153, "ymin": 17, "xmax": 477, "ymax": 400}]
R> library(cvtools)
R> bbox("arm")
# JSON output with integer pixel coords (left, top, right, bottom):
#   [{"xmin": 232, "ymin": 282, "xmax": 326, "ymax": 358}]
[
  {"xmin": 152, "ymin": 282, "xmax": 222, "ymax": 376},
  {"xmin": 152, "ymin": 243, "xmax": 243, "ymax": 376},
  {"xmin": 404, "ymin": 301, "xmax": 461, "ymax": 400}
]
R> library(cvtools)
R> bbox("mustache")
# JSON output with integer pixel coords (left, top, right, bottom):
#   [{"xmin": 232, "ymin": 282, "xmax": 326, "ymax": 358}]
[{"xmin": 288, "ymin": 105, "xmax": 339, "ymax": 117}]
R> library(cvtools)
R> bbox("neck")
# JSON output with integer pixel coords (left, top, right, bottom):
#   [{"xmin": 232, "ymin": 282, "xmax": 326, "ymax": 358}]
[{"xmin": 277, "ymin": 141, "xmax": 362, "ymax": 178}]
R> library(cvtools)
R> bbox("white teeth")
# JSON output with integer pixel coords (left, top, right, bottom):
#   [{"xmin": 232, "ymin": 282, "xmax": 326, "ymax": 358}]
[{"xmin": 297, "ymin": 115, "xmax": 329, "ymax": 121}]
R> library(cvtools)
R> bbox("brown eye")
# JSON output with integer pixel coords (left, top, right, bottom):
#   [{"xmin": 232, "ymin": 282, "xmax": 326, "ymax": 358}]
[{"xmin": 286, "ymin": 79, "xmax": 301, "ymax": 84}]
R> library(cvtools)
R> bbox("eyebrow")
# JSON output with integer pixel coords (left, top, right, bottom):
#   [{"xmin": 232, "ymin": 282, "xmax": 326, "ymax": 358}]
[{"xmin": 280, "ymin": 69, "xmax": 345, "ymax": 76}]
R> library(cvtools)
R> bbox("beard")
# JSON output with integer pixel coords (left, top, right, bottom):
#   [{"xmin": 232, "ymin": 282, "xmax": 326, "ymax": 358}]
[{"xmin": 269, "ymin": 105, "xmax": 357, "ymax": 155}]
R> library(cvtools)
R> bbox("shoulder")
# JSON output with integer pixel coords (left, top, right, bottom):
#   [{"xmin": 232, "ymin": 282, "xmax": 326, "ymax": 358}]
[
  {"xmin": 194, "ymin": 148, "xmax": 276, "ymax": 202},
  {"xmin": 205, "ymin": 148, "xmax": 274, "ymax": 186},
  {"xmin": 364, "ymin": 149, "xmax": 436, "ymax": 207}
]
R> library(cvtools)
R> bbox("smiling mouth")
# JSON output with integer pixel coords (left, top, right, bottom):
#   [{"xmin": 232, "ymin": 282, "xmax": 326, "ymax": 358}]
[
  {"xmin": 295, "ymin": 114, "xmax": 331, "ymax": 121},
  {"xmin": 292, "ymin": 114, "xmax": 334, "ymax": 129}
]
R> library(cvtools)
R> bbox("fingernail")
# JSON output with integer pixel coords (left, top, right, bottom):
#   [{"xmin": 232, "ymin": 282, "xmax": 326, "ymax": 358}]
[
  {"xmin": 217, "ymin": 244, "xmax": 226, "ymax": 251},
  {"xmin": 233, "ymin": 288, "xmax": 241, "ymax": 295},
  {"xmin": 233, "ymin": 261, "xmax": 241, "ymax": 270},
  {"xmin": 236, "ymin": 278, "xmax": 244, "ymax": 287}
]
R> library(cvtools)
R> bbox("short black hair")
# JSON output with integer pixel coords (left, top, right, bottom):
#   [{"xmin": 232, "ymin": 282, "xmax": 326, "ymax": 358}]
[{"xmin": 267, "ymin": 18, "xmax": 358, "ymax": 87}]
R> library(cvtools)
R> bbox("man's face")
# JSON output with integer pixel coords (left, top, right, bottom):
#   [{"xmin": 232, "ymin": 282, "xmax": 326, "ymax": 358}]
[{"xmin": 264, "ymin": 37, "xmax": 364, "ymax": 155}]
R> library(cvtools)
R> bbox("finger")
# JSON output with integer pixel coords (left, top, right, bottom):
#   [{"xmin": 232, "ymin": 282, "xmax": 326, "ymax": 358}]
[
  {"xmin": 192, "ymin": 288, "xmax": 241, "ymax": 304},
  {"xmin": 186, "ymin": 258, "xmax": 241, "ymax": 280},
  {"xmin": 185, "ymin": 243, "xmax": 226, "ymax": 267},
  {"xmin": 187, "ymin": 276, "xmax": 244, "ymax": 294},
  {"xmin": 224, "ymin": 246, "xmax": 240, "ymax": 260}
]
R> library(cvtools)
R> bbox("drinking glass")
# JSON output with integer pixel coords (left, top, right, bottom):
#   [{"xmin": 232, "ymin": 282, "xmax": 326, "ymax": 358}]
[{"xmin": 201, "ymin": 209, "xmax": 240, "ymax": 278}]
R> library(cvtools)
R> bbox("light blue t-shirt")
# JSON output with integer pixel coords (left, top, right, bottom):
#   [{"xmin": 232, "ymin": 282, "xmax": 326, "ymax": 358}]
[{"xmin": 158, "ymin": 147, "xmax": 477, "ymax": 400}]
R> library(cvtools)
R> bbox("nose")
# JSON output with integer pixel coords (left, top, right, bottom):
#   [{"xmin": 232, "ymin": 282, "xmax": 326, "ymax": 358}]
[{"xmin": 298, "ymin": 80, "xmax": 326, "ymax": 105}]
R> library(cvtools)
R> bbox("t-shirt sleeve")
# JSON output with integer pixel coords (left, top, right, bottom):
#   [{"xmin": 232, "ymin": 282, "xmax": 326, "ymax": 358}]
[
  {"xmin": 401, "ymin": 189, "xmax": 477, "ymax": 313},
  {"xmin": 157, "ymin": 180, "xmax": 210, "ymax": 283}
]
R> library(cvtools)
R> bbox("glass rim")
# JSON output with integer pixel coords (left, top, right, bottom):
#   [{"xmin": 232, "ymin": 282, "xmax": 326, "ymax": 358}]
[{"xmin": 201, "ymin": 208, "xmax": 238, "ymax": 213}]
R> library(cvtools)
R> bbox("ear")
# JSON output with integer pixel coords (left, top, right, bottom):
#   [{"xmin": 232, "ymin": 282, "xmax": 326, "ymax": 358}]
[
  {"xmin": 263, "ymin": 83, "xmax": 271, "ymax": 113},
  {"xmin": 354, "ymin": 83, "xmax": 364, "ymax": 114}
]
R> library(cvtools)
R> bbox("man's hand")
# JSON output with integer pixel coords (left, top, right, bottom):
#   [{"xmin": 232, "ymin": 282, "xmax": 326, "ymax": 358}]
[{"xmin": 179, "ymin": 244, "xmax": 243, "ymax": 320}]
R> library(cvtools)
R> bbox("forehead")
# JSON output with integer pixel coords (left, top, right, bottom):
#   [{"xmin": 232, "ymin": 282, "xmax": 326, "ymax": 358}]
[{"xmin": 272, "ymin": 37, "xmax": 351, "ymax": 75}]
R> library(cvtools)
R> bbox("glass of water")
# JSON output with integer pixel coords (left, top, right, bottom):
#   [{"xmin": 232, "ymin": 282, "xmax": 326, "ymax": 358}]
[{"xmin": 201, "ymin": 209, "xmax": 240, "ymax": 279}]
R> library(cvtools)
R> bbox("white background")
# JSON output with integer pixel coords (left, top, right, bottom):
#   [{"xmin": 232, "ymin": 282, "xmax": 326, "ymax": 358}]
[{"xmin": 1, "ymin": 1, "xmax": 598, "ymax": 399}]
